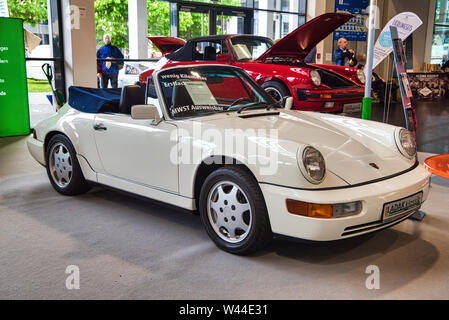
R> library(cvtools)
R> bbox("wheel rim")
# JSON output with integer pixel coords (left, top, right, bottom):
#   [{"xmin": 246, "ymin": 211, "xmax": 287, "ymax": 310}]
[
  {"xmin": 207, "ymin": 181, "xmax": 252, "ymax": 243},
  {"xmin": 49, "ymin": 142, "xmax": 73, "ymax": 188},
  {"xmin": 265, "ymin": 87, "xmax": 283, "ymax": 103}
]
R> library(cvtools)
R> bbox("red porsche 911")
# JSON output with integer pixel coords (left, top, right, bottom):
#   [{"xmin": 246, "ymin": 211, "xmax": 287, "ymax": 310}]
[{"xmin": 139, "ymin": 13, "xmax": 366, "ymax": 113}]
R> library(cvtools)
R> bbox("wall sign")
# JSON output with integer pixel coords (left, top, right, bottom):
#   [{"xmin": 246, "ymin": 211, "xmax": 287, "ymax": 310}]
[
  {"xmin": 0, "ymin": 17, "xmax": 30, "ymax": 137},
  {"xmin": 333, "ymin": 0, "xmax": 369, "ymax": 42}
]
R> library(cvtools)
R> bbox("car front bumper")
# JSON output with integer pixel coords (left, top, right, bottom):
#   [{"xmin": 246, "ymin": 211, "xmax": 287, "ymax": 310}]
[
  {"xmin": 260, "ymin": 164, "xmax": 431, "ymax": 241},
  {"xmin": 27, "ymin": 136, "xmax": 45, "ymax": 166},
  {"xmin": 294, "ymin": 88, "xmax": 364, "ymax": 112}
]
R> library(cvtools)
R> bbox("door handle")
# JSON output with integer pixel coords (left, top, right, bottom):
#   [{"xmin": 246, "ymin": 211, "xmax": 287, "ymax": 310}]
[{"xmin": 93, "ymin": 123, "xmax": 107, "ymax": 131}]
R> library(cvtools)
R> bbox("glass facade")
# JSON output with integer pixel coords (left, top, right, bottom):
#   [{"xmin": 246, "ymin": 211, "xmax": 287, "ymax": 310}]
[
  {"xmin": 431, "ymin": 0, "xmax": 449, "ymax": 64},
  {"xmin": 163, "ymin": 0, "xmax": 307, "ymax": 40}
]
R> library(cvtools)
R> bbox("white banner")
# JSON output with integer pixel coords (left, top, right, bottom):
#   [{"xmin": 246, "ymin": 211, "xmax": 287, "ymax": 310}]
[
  {"xmin": 0, "ymin": 0, "xmax": 8, "ymax": 17},
  {"xmin": 372, "ymin": 12, "xmax": 422, "ymax": 70}
]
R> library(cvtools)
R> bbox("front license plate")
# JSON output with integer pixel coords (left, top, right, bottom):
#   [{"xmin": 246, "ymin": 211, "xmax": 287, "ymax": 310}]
[
  {"xmin": 382, "ymin": 192, "xmax": 423, "ymax": 222},
  {"xmin": 343, "ymin": 102, "xmax": 362, "ymax": 113}
]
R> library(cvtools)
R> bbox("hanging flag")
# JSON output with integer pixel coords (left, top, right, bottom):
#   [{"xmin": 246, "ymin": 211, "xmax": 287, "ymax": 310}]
[{"xmin": 372, "ymin": 12, "xmax": 422, "ymax": 70}]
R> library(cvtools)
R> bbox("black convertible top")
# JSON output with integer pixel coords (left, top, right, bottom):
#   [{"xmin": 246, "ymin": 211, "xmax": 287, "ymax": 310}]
[{"xmin": 166, "ymin": 34, "xmax": 272, "ymax": 61}]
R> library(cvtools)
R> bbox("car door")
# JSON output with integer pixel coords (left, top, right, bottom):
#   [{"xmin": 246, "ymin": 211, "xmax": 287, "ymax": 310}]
[{"xmin": 92, "ymin": 113, "xmax": 179, "ymax": 193}]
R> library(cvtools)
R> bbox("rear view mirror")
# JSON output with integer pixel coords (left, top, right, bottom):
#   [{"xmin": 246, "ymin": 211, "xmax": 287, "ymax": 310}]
[{"xmin": 131, "ymin": 105, "xmax": 161, "ymax": 124}]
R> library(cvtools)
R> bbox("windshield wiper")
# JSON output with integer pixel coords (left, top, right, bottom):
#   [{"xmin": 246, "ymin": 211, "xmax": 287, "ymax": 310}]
[
  {"xmin": 265, "ymin": 103, "xmax": 282, "ymax": 111},
  {"xmin": 235, "ymin": 102, "xmax": 268, "ymax": 114}
]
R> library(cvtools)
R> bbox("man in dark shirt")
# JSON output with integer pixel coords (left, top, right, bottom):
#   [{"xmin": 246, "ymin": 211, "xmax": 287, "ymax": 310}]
[
  {"xmin": 304, "ymin": 47, "xmax": 317, "ymax": 64},
  {"xmin": 334, "ymin": 37, "xmax": 357, "ymax": 67},
  {"xmin": 96, "ymin": 34, "xmax": 124, "ymax": 88}
]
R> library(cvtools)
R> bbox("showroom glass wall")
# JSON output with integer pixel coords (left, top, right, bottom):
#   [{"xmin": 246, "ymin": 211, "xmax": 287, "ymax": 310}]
[
  {"xmin": 95, "ymin": 0, "xmax": 306, "ymax": 89},
  {"xmin": 431, "ymin": 0, "xmax": 449, "ymax": 64},
  {"xmin": 8, "ymin": 0, "xmax": 65, "ymax": 127}
]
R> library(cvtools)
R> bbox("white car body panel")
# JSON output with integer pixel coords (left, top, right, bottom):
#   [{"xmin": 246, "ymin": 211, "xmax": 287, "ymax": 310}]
[
  {"xmin": 27, "ymin": 65, "xmax": 431, "ymax": 241},
  {"xmin": 93, "ymin": 113, "xmax": 178, "ymax": 193}
]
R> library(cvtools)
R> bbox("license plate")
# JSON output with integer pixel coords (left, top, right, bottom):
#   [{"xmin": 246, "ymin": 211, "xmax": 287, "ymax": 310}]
[
  {"xmin": 382, "ymin": 192, "xmax": 423, "ymax": 222},
  {"xmin": 343, "ymin": 102, "xmax": 362, "ymax": 113}
]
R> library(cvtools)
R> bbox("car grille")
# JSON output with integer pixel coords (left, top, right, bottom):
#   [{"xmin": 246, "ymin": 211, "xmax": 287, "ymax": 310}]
[{"xmin": 341, "ymin": 209, "xmax": 418, "ymax": 237}]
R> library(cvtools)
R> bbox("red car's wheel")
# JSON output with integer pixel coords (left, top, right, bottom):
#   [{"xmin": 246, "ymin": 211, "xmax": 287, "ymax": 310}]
[{"xmin": 262, "ymin": 81, "xmax": 291, "ymax": 104}]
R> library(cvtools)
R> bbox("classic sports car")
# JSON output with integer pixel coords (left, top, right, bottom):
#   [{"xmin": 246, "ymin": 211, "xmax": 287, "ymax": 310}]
[
  {"xmin": 27, "ymin": 65, "xmax": 430, "ymax": 255},
  {"xmin": 139, "ymin": 13, "xmax": 366, "ymax": 113}
]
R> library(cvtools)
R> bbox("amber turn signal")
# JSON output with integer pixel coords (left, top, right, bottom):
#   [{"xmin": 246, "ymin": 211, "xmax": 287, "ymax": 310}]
[
  {"xmin": 320, "ymin": 94, "xmax": 332, "ymax": 99},
  {"xmin": 286, "ymin": 199, "xmax": 333, "ymax": 219}
]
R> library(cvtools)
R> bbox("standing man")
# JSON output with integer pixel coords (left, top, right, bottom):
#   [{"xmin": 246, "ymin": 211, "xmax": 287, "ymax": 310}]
[
  {"xmin": 96, "ymin": 34, "xmax": 124, "ymax": 88},
  {"xmin": 334, "ymin": 37, "xmax": 357, "ymax": 67},
  {"xmin": 304, "ymin": 47, "xmax": 317, "ymax": 64}
]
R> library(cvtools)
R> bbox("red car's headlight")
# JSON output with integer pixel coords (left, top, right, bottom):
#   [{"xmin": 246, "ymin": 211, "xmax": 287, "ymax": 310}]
[
  {"xmin": 310, "ymin": 70, "xmax": 321, "ymax": 86},
  {"xmin": 357, "ymin": 69, "xmax": 366, "ymax": 84}
]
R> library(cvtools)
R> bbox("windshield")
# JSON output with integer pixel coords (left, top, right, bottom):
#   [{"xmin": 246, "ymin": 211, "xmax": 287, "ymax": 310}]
[
  {"xmin": 158, "ymin": 66, "xmax": 272, "ymax": 119},
  {"xmin": 230, "ymin": 37, "xmax": 272, "ymax": 61}
]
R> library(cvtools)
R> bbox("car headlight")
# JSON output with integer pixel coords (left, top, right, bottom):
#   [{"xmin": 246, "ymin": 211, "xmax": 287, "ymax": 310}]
[
  {"xmin": 395, "ymin": 128, "xmax": 416, "ymax": 158},
  {"xmin": 310, "ymin": 70, "xmax": 321, "ymax": 86},
  {"xmin": 298, "ymin": 146, "xmax": 326, "ymax": 184},
  {"xmin": 357, "ymin": 69, "xmax": 366, "ymax": 84}
]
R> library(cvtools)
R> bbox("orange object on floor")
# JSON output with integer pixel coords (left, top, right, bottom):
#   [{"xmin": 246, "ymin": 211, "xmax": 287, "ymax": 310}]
[{"xmin": 423, "ymin": 154, "xmax": 449, "ymax": 179}]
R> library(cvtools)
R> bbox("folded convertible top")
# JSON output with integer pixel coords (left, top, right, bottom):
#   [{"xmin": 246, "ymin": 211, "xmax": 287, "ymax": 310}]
[{"xmin": 68, "ymin": 86, "xmax": 121, "ymax": 113}]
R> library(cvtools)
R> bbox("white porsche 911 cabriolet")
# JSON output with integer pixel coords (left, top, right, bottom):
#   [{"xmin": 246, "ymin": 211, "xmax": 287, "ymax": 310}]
[{"xmin": 27, "ymin": 64, "xmax": 431, "ymax": 254}]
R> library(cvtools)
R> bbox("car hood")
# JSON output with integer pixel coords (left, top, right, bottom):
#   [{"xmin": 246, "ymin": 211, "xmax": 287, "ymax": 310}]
[
  {"xmin": 197, "ymin": 110, "xmax": 414, "ymax": 185},
  {"xmin": 257, "ymin": 13, "xmax": 353, "ymax": 62}
]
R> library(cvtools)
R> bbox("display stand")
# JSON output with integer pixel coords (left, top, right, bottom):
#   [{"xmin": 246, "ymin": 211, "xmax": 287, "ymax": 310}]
[
  {"xmin": 390, "ymin": 26, "xmax": 425, "ymax": 221},
  {"xmin": 0, "ymin": 17, "xmax": 30, "ymax": 137}
]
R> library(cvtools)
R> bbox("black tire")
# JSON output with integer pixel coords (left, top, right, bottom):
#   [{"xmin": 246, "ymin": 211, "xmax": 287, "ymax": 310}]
[
  {"xmin": 199, "ymin": 166, "xmax": 272, "ymax": 255},
  {"xmin": 262, "ymin": 80, "xmax": 291, "ymax": 104},
  {"xmin": 45, "ymin": 134, "xmax": 91, "ymax": 196}
]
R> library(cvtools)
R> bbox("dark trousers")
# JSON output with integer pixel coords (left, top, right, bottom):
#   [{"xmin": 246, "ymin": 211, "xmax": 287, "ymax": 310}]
[{"xmin": 101, "ymin": 73, "xmax": 118, "ymax": 88}]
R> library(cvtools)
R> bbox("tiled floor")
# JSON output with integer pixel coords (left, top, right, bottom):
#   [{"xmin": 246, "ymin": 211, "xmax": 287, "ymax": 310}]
[{"xmin": 347, "ymin": 100, "xmax": 449, "ymax": 155}]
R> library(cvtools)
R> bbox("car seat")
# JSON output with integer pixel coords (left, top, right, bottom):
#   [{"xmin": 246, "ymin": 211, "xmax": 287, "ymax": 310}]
[
  {"xmin": 172, "ymin": 82, "xmax": 194, "ymax": 109},
  {"xmin": 203, "ymin": 46, "xmax": 217, "ymax": 61},
  {"xmin": 119, "ymin": 85, "xmax": 146, "ymax": 114}
]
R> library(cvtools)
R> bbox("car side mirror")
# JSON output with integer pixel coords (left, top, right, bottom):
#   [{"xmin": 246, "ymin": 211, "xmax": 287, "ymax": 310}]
[
  {"xmin": 131, "ymin": 105, "xmax": 161, "ymax": 124},
  {"xmin": 283, "ymin": 96, "xmax": 293, "ymax": 110}
]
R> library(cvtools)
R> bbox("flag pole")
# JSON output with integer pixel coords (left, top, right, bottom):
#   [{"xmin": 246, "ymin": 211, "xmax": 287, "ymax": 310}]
[{"xmin": 362, "ymin": 0, "xmax": 377, "ymax": 120}]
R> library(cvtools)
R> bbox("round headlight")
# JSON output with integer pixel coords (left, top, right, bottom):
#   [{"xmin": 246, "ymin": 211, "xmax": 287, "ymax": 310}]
[
  {"xmin": 395, "ymin": 128, "xmax": 416, "ymax": 158},
  {"xmin": 310, "ymin": 70, "xmax": 321, "ymax": 86},
  {"xmin": 357, "ymin": 69, "xmax": 366, "ymax": 84},
  {"xmin": 299, "ymin": 146, "xmax": 326, "ymax": 184}
]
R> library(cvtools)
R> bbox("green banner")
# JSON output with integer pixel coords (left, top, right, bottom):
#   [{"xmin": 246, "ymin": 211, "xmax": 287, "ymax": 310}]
[{"xmin": 0, "ymin": 17, "xmax": 30, "ymax": 137}]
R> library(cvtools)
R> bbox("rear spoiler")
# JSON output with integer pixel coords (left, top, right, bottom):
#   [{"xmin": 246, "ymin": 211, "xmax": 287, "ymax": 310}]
[{"xmin": 148, "ymin": 36, "xmax": 186, "ymax": 55}]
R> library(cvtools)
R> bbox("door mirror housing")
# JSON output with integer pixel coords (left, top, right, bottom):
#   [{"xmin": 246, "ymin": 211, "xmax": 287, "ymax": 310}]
[{"xmin": 131, "ymin": 105, "xmax": 162, "ymax": 124}]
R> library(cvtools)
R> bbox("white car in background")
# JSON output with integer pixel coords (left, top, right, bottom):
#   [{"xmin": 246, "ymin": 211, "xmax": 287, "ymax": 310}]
[
  {"xmin": 27, "ymin": 65, "xmax": 431, "ymax": 255},
  {"xmin": 117, "ymin": 62, "xmax": 154, "ymax": 88},
  {"xmin": 26, "ymin": 44, "xmax": 51, "ymax": 80}
]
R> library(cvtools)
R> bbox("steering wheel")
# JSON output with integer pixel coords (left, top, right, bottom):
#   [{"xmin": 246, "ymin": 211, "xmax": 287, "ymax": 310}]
[{"xmin": 229, "ymin": 97, "xmax": 252, "ymax": 108}]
